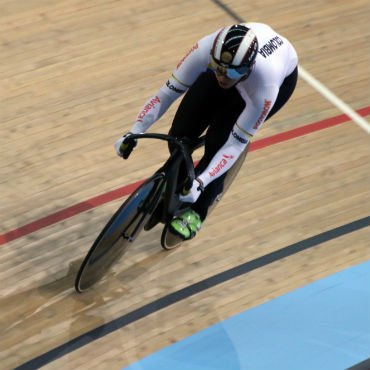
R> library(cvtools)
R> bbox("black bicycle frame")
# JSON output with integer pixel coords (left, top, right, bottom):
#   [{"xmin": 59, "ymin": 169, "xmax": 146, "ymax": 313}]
[{"xmin": 128, "ymin": 133, "xmax": 205, "ymax": 224}]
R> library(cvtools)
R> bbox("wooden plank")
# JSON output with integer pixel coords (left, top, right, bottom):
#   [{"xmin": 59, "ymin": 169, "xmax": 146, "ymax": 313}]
[{"xmin": 0, "ymin": 0, "xmax": 368, "ymax": 368}]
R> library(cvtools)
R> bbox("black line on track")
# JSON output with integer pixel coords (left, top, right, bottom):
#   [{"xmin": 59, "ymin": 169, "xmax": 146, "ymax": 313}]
[
  {"xmin": 14, "ymin": 216, "xmax": 370, "ymax": 370},
  {"xmin": 345, "ymin": 358, "xmax": 370, "ymax": 370},
  {"xmin": 211, "ymin": 0, "xmax": 244, "ymax": 22}
]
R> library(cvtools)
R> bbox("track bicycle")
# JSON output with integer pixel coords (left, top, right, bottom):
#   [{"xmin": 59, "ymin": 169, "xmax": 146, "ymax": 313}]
[{"xmin": 75, "ymin": 133, "xmax": 249, "ymax": 292}]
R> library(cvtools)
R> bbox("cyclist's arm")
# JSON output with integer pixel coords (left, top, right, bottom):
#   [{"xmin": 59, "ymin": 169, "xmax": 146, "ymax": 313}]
[
  {"xmin": 197, "ymin": 125, "xmax": 249, "ymax": 187},
  {"xmin": 130, "ymin": 35, "xmax": 214, "ymax": 134},
  {"xmin": 237, "ymin": 84, "xmax": 279, "ymax": 136},
  {"xmin": 197, "ymin": 86, "xmax": 278, "ymax": 187},
  {"xmin": 129, "ymin": 80, "xmax": 183, "ymax": 134}
]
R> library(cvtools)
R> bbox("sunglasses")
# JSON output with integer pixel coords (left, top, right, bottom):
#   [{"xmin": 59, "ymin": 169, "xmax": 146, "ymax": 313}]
[{"xmin": 210, "ymin": 56, "xmax": 250, "ymax": 79}]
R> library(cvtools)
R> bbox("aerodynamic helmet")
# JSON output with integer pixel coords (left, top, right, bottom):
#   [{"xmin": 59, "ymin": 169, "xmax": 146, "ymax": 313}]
[{"xmin": 211, "ymin": 24, "xmax": 259, "ymax": 79}]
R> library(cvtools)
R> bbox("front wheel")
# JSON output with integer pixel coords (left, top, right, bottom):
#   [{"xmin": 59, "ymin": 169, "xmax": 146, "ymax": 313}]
[{"xmin": 75, "ymin": 173, "xmax": 164, "ymax": 292}]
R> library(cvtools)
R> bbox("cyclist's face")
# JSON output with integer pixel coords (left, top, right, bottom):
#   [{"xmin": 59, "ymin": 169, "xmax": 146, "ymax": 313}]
[{"xmin": 214, "ymin": 70, "xmax": 240, "ymax": 89}]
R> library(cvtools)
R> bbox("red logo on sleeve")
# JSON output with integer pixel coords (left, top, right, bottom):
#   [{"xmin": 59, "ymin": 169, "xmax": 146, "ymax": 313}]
[
  {"xmin": 176, "ymin": 43, "xmax": 199, "ymax": 69},
  {"xmin": 137, "ymin": 96, "xmax": 161, "ymax": 122},
  {"xmin": 253, "ymin": 99, "xmax": 272, "ymax": 130},
  {"xmin": 208, "ymin": 154, "xmax": 234, "ymax": 178}
]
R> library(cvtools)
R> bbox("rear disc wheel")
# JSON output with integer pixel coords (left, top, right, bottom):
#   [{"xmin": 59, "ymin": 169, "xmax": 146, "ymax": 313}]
[{"xmin": 75, "ymin": 173, "xmax": 164, "ymax": 292}]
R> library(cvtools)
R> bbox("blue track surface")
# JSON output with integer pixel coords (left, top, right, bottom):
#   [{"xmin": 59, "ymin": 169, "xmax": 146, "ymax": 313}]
[{"xmin": 123, "ymin": 261, "xmax": 370, "ymax": 370}]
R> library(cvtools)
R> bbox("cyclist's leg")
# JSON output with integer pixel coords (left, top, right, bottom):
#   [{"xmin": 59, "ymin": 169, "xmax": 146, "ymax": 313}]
[
  {"xmin": 168, "ymin": 72, "xmax": 244, "ymax": 238},
  {"xmin": 192, "ymin": 108, "xmax": 244, "ymax": 221},
  {"xmin": 192, "ymin": 78, "xmax": 246, "ymax": 221},
  {"xmin": 169, "ymin": 72, "xmax": 219, "ymax": 140},
  {"xmin": 168, "ymin": 72, "xmax": 220, "ymax": 185},
  {"xmin": 152, "ymin": 72, "xmax": 218, "ymax": 237}
]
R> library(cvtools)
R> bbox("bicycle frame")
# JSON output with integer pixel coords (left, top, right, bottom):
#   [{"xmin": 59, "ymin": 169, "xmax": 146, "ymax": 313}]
[{"xmin": 128, "ymin": 133, "xmax": 205, "ymax": 225}]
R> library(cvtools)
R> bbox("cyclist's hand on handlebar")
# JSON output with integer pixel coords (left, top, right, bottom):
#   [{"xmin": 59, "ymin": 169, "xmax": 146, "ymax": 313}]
[
  {"xmin": 114, "ymin": 133, "xmax": 137, "ymax": 159},
  {"xmin": 179, "ymin": 178, "xmax": 204, "ymax": 203}
]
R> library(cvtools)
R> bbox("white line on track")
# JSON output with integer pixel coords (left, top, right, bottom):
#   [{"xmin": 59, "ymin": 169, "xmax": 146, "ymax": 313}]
[{"xmin": 298, "ymin": 65, "xmax": 370, "ymax": 135}]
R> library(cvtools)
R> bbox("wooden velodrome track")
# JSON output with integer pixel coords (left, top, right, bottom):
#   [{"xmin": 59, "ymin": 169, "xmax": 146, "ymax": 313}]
[{"xmin": 1, "ymin": 0, "xmax": 369, "ymax": 368}]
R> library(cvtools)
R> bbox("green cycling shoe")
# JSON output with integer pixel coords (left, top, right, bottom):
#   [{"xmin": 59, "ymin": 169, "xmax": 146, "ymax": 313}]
[{"xmin": 170, "ymin": 209, "xmax": 202, "ymax": 240}]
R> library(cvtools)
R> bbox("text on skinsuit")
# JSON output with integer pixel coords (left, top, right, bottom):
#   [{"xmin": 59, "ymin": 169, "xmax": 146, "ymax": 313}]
[
  {"xmin": 166, "ymin": 80, "xmax": 185, "ymax": 94},
  {"xmin": 137, "ymin": 96, "xmax": 161, "ymax": 122},
  {"xmin": 209, "ymin": 154, "xmax": 234, "ymax": 178},
  {"xmin": 253, "ymin": 99, "xmax": 272, "ymax": 130},
  {"xmin": 258, "ymin": 36, "xmax": 284, "ymax": 58},
  {"xmin": 177, "ymin": 43, "xmax": 199, "ymax": 69},
  {"xmin": 232, "ymin": 129, "xmax": 249, "ymax": 144}
]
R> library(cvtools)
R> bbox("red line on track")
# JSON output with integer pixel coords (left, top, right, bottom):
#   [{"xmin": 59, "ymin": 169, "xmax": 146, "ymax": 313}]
[
  {"xmin": 250, "ymin": 106, "xmax": 370, "ymax": 151},
  {"xmin": 1, "ymin": 106, "xmax": 369, "ymax": 246}
]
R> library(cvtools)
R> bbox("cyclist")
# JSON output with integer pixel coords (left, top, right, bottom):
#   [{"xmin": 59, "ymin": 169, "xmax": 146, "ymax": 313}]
[{"xmin": 115, "ymin": 22, "xmax": 298, "ymax": 240}]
